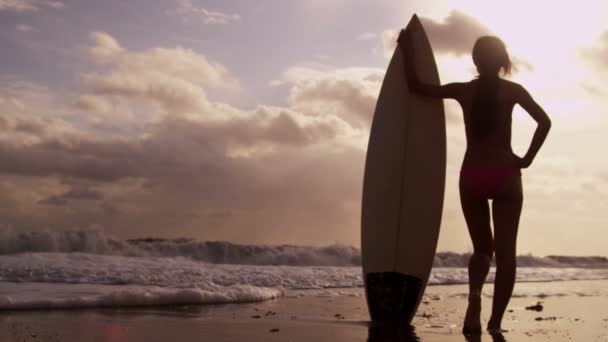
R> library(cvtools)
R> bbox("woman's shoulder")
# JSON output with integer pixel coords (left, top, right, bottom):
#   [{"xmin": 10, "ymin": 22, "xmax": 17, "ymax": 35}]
[
  {"xmin": 458, "ymin": 78, "xmax": 525, "ymax": 94},
  {"xmin": 465, "ymin": 78, "xmax": 517, "ymax": 87},
  {"xmin": 498, "ymin": 79, "xmax": 530, "ymax": 99},
  {"xmin": 499, "ymin": 79, "xmax": 525, "ymax": 91}
]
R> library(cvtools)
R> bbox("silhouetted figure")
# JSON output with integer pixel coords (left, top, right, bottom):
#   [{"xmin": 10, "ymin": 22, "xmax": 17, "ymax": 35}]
[{"xmin": 398, "ymin": 31, "xmax": 551, "ymax": 335}]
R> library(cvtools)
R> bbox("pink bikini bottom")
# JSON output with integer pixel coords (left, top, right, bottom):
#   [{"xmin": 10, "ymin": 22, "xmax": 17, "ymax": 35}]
[{"xmin": 460, "ymin": 166, "xmax": 521, "ymax": 199}]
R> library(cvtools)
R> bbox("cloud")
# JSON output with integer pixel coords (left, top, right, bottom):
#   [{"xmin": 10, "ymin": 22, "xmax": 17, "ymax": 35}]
[
  {"xmin": 0, "ymin": 138, "xmax": 142, "ymax": 181},
  {"xmin": 16, "ymin": 24, "xmax": 35, "ymax": 32},
  {"xmin": 0, "ymin": 82, "xmax": 80, "ymax": 148},
  {"xmin": 0, "ymin": 76, "xmax": 72, "ymax": 125},
  {"xmin": 0, "ymin": 39, "xmax": 440, "ymax": 244},
  {"xmin": 0, "ymin": 29, "xmax": 388, "ymax": 244},
  {"xmin": 580, "ymin": 82, "xmax": 606, "ymax": 97},
  {"xmin": 74, "ymin": 95, "xmax": 112, "ymax": 113},
  {"xmin": 88, "ymin": 32, "xmax": 123, "ymax": 63},
  {"xmin": 381, "ymin": 30, "xmax": 398, "ymax": 59},
  {"xmin": 82, "ymin": 32, "xmax": 239, "ymax": 117},
  {"xmin": 288, "ymin": 74, "xmax": 380, "ymax": 129},
  {"xmin": 38, "ymin": 195, "xmax": 67, "ymax": 206},
  {"xmin": 0, "ymin": 111, "xmax": 361, "ymax": 241},
  {"xmin": 0, "ymin": 56, "xmax": 373, "ymax": 243},
  {"xmin": 0, "ymin": 0, "xmax": 37, "ymax": 11},
  {"xmin": 420, "ymin": 10, "xmax": 491, "ymax": 56},
  {"xmin": 580, "ymin": 31, "xmax": 608, "ymax": 73},
  {"xmin": 38, "ymin": 185, "xmax": 103, "ymax": 206},
  {"xmin": 274, "ymin": 65, "xmax": 383, "ymax": 132},
  {"xmin": 45, "ymin": 0, "xmax": 60, "ymax": 8},
  {"xmin": 0, "ymin": 0, "xmax": 63, "ymax": 12},
  {"xmin": 357, "ymin": 32, "xmax": 377, "ymax": 41},
  {"xmin": 169, "ymin": 0, "xmax": 241, "ymax": 25},
  {"xmin": 579, "ymin": 31, "xmax": 608, "ymax": 96},
  {"xmin": 511, "ymin": 56, "xmax": 534, "ymax": 73},
  {"xmin": 382, "ymin": 11, "xmax": 490, "ymax": 59},
  {"xmin": 60, "ymin": 187, "xmax": 104, "ymax": 201},
  {"xmin": 381, "ymin": 12, "xmax": 530, "ymax": 75}
]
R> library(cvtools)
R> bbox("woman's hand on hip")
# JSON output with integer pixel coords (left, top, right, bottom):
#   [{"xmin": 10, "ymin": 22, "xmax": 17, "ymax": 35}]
[{"xmin": 513, "ymin": 154, "xmax": 532, "ymax": 169}]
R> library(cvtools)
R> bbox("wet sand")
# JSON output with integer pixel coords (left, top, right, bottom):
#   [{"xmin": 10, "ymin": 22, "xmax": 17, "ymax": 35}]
[{"xmin": 0, "ymin": 279, "xmax": 606, "ymax": 342}]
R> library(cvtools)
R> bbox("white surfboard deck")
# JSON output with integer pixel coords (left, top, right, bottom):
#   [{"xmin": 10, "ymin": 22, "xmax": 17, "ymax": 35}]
[{"xmin": 361, "ymin": 14, "xmax": 446, "ymax": 323}]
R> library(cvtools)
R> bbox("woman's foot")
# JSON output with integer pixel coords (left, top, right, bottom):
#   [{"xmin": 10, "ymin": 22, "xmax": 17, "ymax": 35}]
[
  {"xmin": 487, "ymin": 328, "xmax": 507, "ymax": 342},
  {"xmin": 487, "ymin": 322, "xmax": 508, "ymax": 334},
  {"xmin": 462, "ymin": 294, "xmax": 482, "ymax": 335}
]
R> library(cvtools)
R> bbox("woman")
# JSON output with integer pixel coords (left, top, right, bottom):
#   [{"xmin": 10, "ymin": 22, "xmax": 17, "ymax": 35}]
[{"xmin": 398, "ymin": 32, "xmax": 552, "ymax": 334}]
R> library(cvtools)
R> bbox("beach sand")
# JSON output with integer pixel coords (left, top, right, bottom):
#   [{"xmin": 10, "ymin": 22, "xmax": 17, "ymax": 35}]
[{"xmin": 0, "ymin": 279, "xmax": 606, "ymax": 342}]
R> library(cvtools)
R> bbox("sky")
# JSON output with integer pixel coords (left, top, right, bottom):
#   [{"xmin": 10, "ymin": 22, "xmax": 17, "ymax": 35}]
[{"xmin": 1, "ymin": 0, "xmax": 607, "ymax": 256}]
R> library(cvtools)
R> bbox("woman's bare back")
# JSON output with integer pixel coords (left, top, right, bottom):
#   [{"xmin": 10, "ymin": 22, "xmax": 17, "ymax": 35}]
[{"xmin": 455, "ymin": 79, "xmax": 523, "ymax": 168}]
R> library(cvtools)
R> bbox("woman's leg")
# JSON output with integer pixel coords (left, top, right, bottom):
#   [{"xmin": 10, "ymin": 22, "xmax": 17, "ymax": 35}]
[
  {"xmin": 488, "ymin": 177, "xmax": 523, "ymax": 331},
  {"xmin": 460, "ymin": 177, "xmax": 494, "ymax": 334}
]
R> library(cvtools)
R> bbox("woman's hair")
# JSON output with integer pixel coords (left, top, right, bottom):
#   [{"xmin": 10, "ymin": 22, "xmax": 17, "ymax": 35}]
[
  {"xmin": 472, "ymin": 36, "xmax": 512, "ymax": 76},
  {"xmin": 470, "ymin": 36, "xmax": 512, "ymax": 141}
]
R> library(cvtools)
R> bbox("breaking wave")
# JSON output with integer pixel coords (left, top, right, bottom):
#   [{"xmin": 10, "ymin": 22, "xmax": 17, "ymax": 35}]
[{"xmin": 0, "ymin": 228, "xmax": 606, "ymax": 268}]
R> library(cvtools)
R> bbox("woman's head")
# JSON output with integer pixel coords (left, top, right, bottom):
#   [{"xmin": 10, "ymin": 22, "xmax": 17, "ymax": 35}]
[{"xmin": 472, "ymin": 36, "xmax": 511, "ymax": 77}]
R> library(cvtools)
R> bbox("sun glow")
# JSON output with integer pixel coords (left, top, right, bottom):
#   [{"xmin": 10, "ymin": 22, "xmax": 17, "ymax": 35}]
[
  {"xmin": 421, "ymin": 0, "xmax": 608, "ymax": 126},
  {"xmin": 448, "ymin": 1, "xmax": 607, "ymax": 66}
]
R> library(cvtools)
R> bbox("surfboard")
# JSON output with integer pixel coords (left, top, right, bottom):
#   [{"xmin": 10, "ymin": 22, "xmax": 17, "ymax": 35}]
[{"xmin": 361, "ymin": 14, "xmax": 446, "ymax": 323}]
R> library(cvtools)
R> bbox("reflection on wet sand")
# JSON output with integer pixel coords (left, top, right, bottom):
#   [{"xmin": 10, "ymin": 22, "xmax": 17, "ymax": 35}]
[
  {"xmin": 367, "ymin": 323, "xmax": 420, "ymax": 342},
  {"xmin": 367, "ymin": 322, "xmax": 508, "ymax": 342},
  {"xmin": 465, "ymin": 331, "xmax": 507, "ymax": 342}
]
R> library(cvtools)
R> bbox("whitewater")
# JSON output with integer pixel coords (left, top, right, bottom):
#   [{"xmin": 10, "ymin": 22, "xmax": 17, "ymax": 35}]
[{"xmin": 0, "ymin": 229, "xmax": 607, "ymax": 310}]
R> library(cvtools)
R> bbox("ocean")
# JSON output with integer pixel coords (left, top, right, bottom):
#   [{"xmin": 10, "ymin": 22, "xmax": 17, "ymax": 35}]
[{"xmin": 0, "ymin": 229, "xmax": 606, "ymax": 310}]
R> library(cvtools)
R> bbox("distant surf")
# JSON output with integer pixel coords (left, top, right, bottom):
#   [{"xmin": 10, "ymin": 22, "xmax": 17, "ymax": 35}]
[{"xmin": 1, "ymin": 229, "xmax": 606, "ymax": 268}]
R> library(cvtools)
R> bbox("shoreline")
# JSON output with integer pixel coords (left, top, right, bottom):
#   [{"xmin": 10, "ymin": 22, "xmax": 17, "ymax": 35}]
[
  {"xmin": 0, "ymin": 276, "xmax": 606, "ymax": 312},
  {"xmin": 0, "ymin": 279, "xmax": 607, "ymax": 341}
]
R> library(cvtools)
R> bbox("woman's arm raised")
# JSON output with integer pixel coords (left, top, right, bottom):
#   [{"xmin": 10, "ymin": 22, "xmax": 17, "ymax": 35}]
[{"xmin": 398, "ymin": 29, "xmax": 465, "ymax": 100}]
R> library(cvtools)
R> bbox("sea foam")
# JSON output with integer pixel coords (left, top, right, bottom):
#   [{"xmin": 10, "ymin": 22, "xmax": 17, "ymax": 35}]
[{"xmin": 0, "ymin": 252, "xmax": 607, "ymax": 310}]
